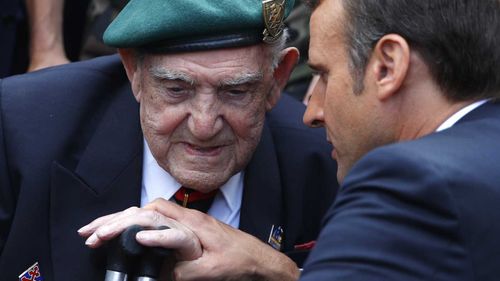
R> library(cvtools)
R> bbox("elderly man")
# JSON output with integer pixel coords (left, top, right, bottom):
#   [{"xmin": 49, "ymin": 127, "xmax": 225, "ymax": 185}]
[
  {"xmin": 82, "ymin": 0, "xmax": 500, "ymax": 280},
  {"xmin": 0, "ymin": 0, "xmax": 339, "ymax": 280}
]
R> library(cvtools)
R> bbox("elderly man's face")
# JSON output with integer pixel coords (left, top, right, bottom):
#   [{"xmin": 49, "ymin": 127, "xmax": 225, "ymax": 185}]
[{"xmin": 131, "ymin": 45, "xmax": 278, "ymax": 192}]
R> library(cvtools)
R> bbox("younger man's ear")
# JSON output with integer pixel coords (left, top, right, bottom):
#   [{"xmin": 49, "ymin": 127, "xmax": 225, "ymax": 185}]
[
  {"xmin": 370, "ymin": 34, "xmax": 410, "ymax": 101},
  {"xmin": 266, "ymin": 47, "xmax": 300, "ymax": 110},
  {"xmin": 119, "ymin": 48, "xmax": 143, "ymax": 102}
]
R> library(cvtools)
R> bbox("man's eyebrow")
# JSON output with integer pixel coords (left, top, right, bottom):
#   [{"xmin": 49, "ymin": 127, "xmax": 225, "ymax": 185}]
[
  {"xmin": 149, "ymin": 67, "xmax": 196, "ymax": 85},
  {"xmin": 219, "ymin": 71, "xmax": 264, "ymax": 87}
]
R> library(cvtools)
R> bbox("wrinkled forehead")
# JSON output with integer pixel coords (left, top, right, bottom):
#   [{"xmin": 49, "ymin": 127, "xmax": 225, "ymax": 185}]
[{"xmin": 139, "ymin": 44, "xmax": 274, "ymax": 86}]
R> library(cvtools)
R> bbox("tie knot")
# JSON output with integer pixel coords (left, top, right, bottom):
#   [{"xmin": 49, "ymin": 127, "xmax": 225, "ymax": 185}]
[{"xmin": 174, "ymin": 186, "xmax": 218, "ymax": 213}]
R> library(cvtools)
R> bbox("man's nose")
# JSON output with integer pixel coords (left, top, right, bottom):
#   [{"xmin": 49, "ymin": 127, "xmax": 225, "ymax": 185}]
[
  {"xmin": 303, "ymin": 83, "xmax": 325, "ymax": 128},
  {"xmin": 187, "ymin": 95, "xmax": 224, "ymax": 140}
]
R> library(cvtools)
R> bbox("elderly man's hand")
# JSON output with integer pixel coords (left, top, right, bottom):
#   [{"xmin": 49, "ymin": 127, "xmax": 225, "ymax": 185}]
[
  {"xmin": 77, "ymin": 205, "xmax": 202, "ymax": 261},
  {"xmin": 146, "ymin": 199, "xmax": 301, "ymax": 281}
]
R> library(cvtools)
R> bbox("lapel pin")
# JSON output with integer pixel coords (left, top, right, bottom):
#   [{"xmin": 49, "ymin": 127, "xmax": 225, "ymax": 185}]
[
  {"xmin": 267, "ymin": 225, "xmax": 284, "ymax": 250},
  {"xmin": 19, "ymin": 262, "xmax": 44, "ymax": 281}
]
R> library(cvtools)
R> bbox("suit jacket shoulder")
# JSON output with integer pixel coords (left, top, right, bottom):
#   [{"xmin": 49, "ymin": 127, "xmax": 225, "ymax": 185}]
[
  {"xmin": 301, "ymin": 101, "xmax": 500, "ymax": 281},
  {"xmin": 0, "ymin": 55, "xmax": 143, "ymax": 281}
]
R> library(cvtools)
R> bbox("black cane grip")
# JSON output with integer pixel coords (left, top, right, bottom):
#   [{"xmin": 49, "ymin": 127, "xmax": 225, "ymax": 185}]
[
  {"xmin": 137, "ymin": 248, "xmax": 167, "ymax": 278},
  {"xmin": 119, "ymin": 225, "xmax": 173, "ymax": 256},
  {"xmin": 106, "ymin": 234, "xmax": 130, "ymax": 273},
  {"xmin": 119, "ymin": 224, "xmax": 145, "ymax": 256},
  {"xmin": 106, "ymin": 224, "xmax": 148, "ymax": 273},
  {"xmin": 112, "ymin": 225, "xmax": 174, "ymax": 279}
]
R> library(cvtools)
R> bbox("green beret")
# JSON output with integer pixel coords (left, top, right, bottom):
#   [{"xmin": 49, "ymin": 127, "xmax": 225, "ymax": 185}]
[{"xmin": 103, "ymin": 0, "xmax": 295, "ymax": 52}]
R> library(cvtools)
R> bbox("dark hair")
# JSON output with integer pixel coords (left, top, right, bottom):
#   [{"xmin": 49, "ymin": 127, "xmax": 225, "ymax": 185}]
[{"xmin": 341, "ymin": 0, "xmax": 500, "ymax": 100}]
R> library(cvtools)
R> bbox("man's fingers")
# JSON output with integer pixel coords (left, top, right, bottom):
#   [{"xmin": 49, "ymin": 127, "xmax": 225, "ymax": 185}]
[
  {"xmin": 79, "ymin": 202, "xmax": 204, "ymax": 262},
  {"xmin": 145, "ymin": 198, "xmax": 211, "ymax": 232},
  {"xmin": 81, "ymin": 207, "xmax": 168, "ymax": 247},
  {"xmin": 93, "ymin": 208, "xmax": 161, "ymax": 237},
  {"xmin": 144, "ymin": 198, "xmax": 187, "ymax": 220},
  {"xmin": 136, "ymin": 228, "xmax": 202, "ymax": 260},
  {"xmin": 77, "ymin": 213, "xmax": 119, "ymax": 237},
  {"xmin": 79, "ymin": 205, "xmax": 202, "ymax": 259},
  {"xmin": 78, "ymin": 206, "xmax": 143, "ymax": 237}
]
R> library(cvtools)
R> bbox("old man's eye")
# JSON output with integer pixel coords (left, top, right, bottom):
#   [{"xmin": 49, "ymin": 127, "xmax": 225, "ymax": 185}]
[
  {"xmin": 166, "ymin": 87, "xmax": 190, "ymax": 97},
  {"xmin": 169, "ymin": 87, "xmax": 184, "ymax": 93},
  {"xmin": 228, "ymin": 89, "xmax": 246, "ymax": 96}
]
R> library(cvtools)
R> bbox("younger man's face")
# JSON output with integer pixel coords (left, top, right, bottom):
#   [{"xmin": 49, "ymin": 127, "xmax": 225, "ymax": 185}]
[{"xmin": 306, "ymin": 0, "xmax": 391, "ymax": 183}]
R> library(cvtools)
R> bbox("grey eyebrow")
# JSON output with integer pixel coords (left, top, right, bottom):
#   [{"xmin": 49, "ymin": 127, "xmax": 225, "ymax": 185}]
[
  {"xmin": 149, "ymin": 67, "xmax": 196, "ymax": 85},
  {"xmin": 219, "ymin": 71, "xmax": 264, "ymax": 87}
]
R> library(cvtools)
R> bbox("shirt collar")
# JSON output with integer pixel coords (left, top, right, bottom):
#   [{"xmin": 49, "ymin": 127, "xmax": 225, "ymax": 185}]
[
  {"xmin": 436, "ymin": 99, "xmax": 489, "ymax": 132},
  {"xmin": 141, "ymin": 139, "xmax": 243, "ymax": 213},
  {"xmin": 218, "ymin": 171, "xmax": 244, "ymax": 213}
]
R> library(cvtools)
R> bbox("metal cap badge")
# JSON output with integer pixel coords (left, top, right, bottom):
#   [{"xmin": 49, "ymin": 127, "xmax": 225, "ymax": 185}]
[{"xmin": 262, "ymin": 0, "xmax": 286, "ymax": 43}]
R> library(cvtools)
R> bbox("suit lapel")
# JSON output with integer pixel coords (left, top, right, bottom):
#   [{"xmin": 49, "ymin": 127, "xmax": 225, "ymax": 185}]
[
  {"xmin": 49, "ymin": 85, "xmax": 143, "ymax": 280},
  {"xmin": 239, "ymin": 121, "xmax": 284, "ymax": 246}
]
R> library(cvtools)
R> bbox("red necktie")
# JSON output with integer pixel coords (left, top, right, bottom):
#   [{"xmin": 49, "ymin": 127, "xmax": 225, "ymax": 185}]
[{"xmin": 173, "ymin": 186, "xmax": 217, "ymax": 213}]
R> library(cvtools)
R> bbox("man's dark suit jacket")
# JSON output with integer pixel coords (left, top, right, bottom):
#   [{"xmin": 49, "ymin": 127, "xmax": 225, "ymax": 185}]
[
  {"xmin": 301, "ymin": 101, "xmax": 500, "ymax": 281},
  {"xmin": 0, "ymin": 55, "xmax": 338, "ymax": 280}
]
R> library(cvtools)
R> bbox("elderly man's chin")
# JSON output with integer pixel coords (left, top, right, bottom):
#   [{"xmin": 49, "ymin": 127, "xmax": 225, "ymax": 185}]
[{"xmin": 168, "ymin": 165, "xmax": 237, "ymax": 192}]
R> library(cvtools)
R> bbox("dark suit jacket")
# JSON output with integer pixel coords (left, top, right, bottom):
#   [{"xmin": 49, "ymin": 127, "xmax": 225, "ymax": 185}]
[
  {"xmin": 301, "ymin": 101, "xmax": 500, "ymax": 281},
  {"xmin": 0, "ymin": 55, "xmax": 338, "ymax": 280}
]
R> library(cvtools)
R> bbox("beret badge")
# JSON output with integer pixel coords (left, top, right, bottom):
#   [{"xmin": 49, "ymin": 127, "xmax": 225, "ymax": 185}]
[{"xmin": 262, "ymin": 0, "xmax": 286, "ymax": 43}]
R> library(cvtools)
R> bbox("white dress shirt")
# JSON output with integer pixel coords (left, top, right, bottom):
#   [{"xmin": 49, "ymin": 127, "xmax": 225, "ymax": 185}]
[
  {"xmin": 436, "ymin": 99, "xmax": 489, "ymax": 132},
  {"xmin": 140, "ymin": 140, "xmax": 243, "ymax": 228}
]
